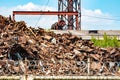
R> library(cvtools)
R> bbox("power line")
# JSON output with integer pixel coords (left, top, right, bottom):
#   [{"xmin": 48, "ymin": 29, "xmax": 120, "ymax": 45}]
[
  {"xmin": 111, "ymin": 16, "xmax": 120, "ymax": 18},
  {"xmin": 34, "ymin": 0, "xmax": 50, "ymax": 27},
  {"xmin": 82, "ymin": 15, "xmax": 120, "ymax": 21}
]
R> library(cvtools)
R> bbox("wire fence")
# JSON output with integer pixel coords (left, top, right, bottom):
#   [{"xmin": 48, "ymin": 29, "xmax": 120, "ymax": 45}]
[{"xmin": 0, "ymin": 59, "xmax": 120, "ymax": 76}]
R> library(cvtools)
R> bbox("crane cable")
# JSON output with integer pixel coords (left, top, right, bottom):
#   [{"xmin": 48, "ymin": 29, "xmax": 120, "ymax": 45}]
[{"xmin": 34, "ymin": 0, "xmax": 50, "ymax": 27}]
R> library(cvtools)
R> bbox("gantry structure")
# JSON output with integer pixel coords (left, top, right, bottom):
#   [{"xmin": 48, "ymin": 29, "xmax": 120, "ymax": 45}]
[{"xmin": 13, "ymin": 0, "xmax": 81, "ymax": 30}]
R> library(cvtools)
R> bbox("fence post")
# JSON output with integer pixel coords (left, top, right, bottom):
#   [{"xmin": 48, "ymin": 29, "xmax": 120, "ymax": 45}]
[
  {"xmin": 25, "ymin": 58, "xmax": 28, "ymax": 80},
  {"xmin": 87, "ymin": 56, "xmax": 90, "ymax": 76},
  {"xmin": 19, "ymin": 59, "xmax": 27, "ymax": 80}
]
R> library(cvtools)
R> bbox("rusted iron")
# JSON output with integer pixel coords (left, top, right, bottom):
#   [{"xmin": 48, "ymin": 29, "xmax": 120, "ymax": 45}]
[{"xmin": 0, "ymin": 15, "xmax": 120, "ymax": 76}]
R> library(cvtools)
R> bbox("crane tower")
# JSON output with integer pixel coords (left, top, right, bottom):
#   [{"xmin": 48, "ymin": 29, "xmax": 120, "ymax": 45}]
[{"xmin": 58, "ymin": 0, "xmax": 81, "ymax": 30}]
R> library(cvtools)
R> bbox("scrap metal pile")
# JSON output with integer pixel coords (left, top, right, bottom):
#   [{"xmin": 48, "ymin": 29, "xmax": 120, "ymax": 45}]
[{"xmin": 0, "ymin": 15, "xmax": 120, "ymax": 76}]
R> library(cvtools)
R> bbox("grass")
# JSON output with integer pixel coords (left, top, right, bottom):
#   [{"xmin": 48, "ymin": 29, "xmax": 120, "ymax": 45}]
[{"xmin": 91, "ymin": 33, "xmax": 120, "ymax": 48}]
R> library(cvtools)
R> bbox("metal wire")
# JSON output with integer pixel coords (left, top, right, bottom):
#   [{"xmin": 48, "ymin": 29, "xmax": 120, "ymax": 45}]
[{"xmin": 34, "ymin": 0, "xmax": 50, "ymax": 28}]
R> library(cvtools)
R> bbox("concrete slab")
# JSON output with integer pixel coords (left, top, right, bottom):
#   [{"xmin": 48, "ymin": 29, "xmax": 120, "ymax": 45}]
[{"xmin": 51, "ymin": 30, "xmax": 120, "ymax": 40}]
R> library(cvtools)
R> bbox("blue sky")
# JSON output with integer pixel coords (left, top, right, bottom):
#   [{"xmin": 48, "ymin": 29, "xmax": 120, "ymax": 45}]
[
  {"xmin": 82, "ymin": 0, "xmax": 120, "ymax": 16},
  {"xmin": 0, "ymin": 0, "xmax": 120, "ymax": 30},
  {"xmin": 0, "ymin": 0, "xmax": 119, "ymax": 16},
  {"xmin": 0, "ymin": 0, "xmax": 57, "ymax": 8}
]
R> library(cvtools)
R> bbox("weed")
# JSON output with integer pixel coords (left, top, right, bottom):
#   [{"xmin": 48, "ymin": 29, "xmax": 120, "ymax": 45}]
[{"xmin": 91, "ymin": 33, "xmax": 120, "ymax": 48}]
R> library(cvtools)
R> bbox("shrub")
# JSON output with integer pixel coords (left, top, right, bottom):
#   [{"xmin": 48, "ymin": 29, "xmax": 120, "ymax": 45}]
[{"xmin": 91, "ymin": 33, "xmax": 120, "ymax": 48}]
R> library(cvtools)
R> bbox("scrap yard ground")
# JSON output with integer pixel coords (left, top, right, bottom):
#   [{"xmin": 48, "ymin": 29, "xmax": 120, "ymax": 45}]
[{"xmin": 52, "ymin": 30, "xmax": 120, "ymax": 40}]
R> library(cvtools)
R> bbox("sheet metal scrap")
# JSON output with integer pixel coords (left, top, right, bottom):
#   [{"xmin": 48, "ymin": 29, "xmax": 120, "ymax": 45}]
[{"xmin": 0, "ymin": 15, "xmax": 120, "ymax": 76}]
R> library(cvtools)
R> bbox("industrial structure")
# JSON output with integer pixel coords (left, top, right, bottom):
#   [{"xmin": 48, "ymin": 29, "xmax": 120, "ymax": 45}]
[
  {"xmin": 58, "ymin": 0, "xmax": 81, "ymax": 30},
  {"xmin": 13, "ymin": 0, "xmax": 81, "ymax": 30}
]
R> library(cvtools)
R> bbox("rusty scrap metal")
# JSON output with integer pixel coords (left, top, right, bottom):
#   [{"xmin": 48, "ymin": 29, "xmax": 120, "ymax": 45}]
[{"xmin": 0, "ymin": 15, "xmax": 120, "ymax": 76}]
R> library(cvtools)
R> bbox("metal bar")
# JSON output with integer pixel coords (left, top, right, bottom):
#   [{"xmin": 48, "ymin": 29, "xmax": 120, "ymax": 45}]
[
  {"xmin": 79, "ymin": 0, "xmax": 81, "ymax": 30},
  {"xmin": 68, "ymin": 0, "xmax": 73, "ymax": 30},
  {"xmin": 13, "ymin": 11, "xmax": 78, "ymax": 15},
  {"xmin": 58, "ymin": 0, "xmax": 61, "ymax": 21},
  {"xmin": 13, "ymin": 11, "xmax": 78, "ymax": 21},
  {"xmin": 76, "ymin": 15, "xmax": 79, "ymax": 30}
]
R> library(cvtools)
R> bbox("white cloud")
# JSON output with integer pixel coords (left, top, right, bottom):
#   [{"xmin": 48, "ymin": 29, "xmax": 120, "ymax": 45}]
[
  {"xmin": 16, "ymin": 2, "xmax": 38, "ymax": 10},
  {"xmin": 14, "ymin": 2, "xmax": 56, "ymax": 11},
  {"xmin": 94, "ymin": 9, "xmax": 102, "ymax": 15},
  {"xmin": 81, "ymin": 8, "xmax": 117, "ymax": 30}
]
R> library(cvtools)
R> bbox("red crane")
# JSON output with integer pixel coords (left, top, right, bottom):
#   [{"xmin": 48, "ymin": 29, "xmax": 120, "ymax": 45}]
[{"xmin": 13, "ymin": 0, "xmax": 81, "ymax": 30}]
